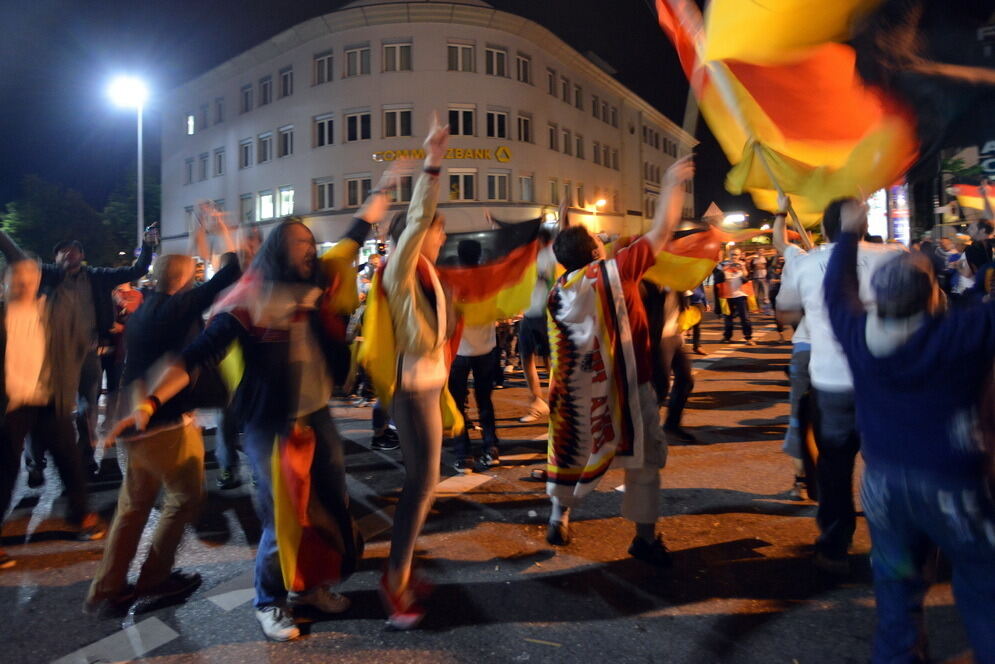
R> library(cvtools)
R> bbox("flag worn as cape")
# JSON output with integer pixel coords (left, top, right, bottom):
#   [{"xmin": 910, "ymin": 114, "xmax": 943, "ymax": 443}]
[
  {"xmin": 546, "ymin": 259, "xmax": 645, "ymax": 499},
  {"xmin": 657, "ymin": 0, "xmax": 919, "ymax": 225},
  {"xmin": 271, "ymin": 426, "xmax": 360, "ymax": 593},
  {"xmin": 436, "ymin": 218, "xmax": 542, "ymax": 325},
  {"xmin": 357, "ymin": 265, "xmax": 464, "ymax": 436}
]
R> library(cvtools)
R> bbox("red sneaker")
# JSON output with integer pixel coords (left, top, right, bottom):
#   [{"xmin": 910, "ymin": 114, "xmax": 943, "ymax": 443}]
[{"xmin": 379, "ymin": 574, "xmax": 425, "ymax": 630}]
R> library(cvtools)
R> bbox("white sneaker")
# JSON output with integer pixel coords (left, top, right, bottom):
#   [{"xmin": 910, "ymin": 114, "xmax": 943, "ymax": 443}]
[
  {"xmin": 255, "ymin": 606, "xmax": 300, "ymax": 641},
  {"xmin": 289, "ymin": 586, "xmax": 351, "ymax": 614},
  {"xmin": 518, "ymin": 401, "xmax": 550, "ymax": 423}
]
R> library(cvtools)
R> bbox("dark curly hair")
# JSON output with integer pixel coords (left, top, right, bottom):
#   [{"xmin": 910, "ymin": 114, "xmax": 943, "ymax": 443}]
[
  {"xmin": 250, "ymin": 218, "xmax": 317, "ymax": 283},
  {"xmin": 552, "ymin": 226, "xmax": 598, "ymax": 272}
]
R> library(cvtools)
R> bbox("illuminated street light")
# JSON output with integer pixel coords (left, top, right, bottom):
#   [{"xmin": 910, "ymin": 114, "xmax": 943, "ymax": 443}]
[
  {"xmin": 595, "ymin": 199, "xmax": 607, "ymax": 209},
  {"xmin": 107, "ymin": 76, "xmax": 149, "ymax": 246}
]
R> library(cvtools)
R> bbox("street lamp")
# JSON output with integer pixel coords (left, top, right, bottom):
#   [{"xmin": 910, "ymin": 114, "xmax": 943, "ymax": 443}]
[{"xmin": 107, "ymin": 76, "xmax": 149, "ymax": 246}]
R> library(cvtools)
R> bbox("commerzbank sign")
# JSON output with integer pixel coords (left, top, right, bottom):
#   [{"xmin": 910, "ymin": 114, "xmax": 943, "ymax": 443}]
[{"xmin": 372, "ymin": 145, "xmax": 512, "ymax": 163}]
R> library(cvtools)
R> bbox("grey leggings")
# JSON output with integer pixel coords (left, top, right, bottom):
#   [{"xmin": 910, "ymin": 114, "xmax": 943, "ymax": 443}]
[{"xmin": 388, "ymin": 387, "xmax": 443, "ymax": 577}]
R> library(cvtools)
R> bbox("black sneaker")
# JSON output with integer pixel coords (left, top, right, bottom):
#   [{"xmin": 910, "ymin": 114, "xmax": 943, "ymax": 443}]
[
  {"xmin": 546, "ymin": 521, "xmax": 570, "ymax": 546},
  {"xmin": 26, "ymin": 467, "xmax": 44, "ymax": 489},
  {"xmin": 0, "ymin": 549, "xmax": 15, "ymax": 570},
  {"xmin": 628, "ymin": 535, "xmax": 673, "ymax": 568},
  {"xmin": 481, "ymin": 446, "xmax": 501, "ymax": 468},
  {"xmin": 133, "ymin": 571, "xmax": 202, "ymax": 614},
  {"xmin": 453, "ymin": 457, "xmax": 475, "ymax": 475},
  {"xmin": 217, "ymin": 469, "xmax": 242, "ymax": 490},
  {"xmin": 663, "ymin": 425, "xmax": 697, "ymax": 443},
  {"xmin": 371, "ymin": 428, "xmax": 400, "ymax": 451},
  {"xmin": 82, "ymin": 585, "xmax": 136, "ymax": 618}
]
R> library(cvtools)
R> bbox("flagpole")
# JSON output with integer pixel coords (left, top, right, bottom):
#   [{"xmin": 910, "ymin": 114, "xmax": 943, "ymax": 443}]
[{"xmin": 704, "ymin": 60, "xmax": 812, "ymax": 249}]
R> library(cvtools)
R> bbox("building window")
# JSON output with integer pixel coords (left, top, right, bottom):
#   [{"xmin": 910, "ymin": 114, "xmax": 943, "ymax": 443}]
[
  {"xmin": 183, "ymin": 158, "xmax": 193, "ymax": 184},
  {"xmin": 345, "ymin": 112, "xmax": 372, "ymax": 141},
  {"xmin": 240, "ymin": 85, "xmax": 252, "ymax": 113},
  {"xmin": 561, "ymin": 76, "xmax": 570, "ymax": 103},
  {"xmin": 486, "ymin": 110, "xmax": 508, "ymax": 139},
  {"xmin": 485, "ymin": 47, "xmax": 507, "ymax": 77},
  {"xmin": 487, "ymin": 172, "xmax": 509, "ymax": 201},
  {"xmin": 214, "ymin": 148, "xmax": 225, "ymax": 176},
  {"xmin": 257, "ymin": 133, "xmax": 273, "ymax": 163},
  {"xmin": 610, "ymin": 106, "xmax": 618, "ymax": 128},
  {"xmin": 563, "ymin": 181, "xmax": 573, "ymax": 208},
  {"xmin": 383, "ymin": 109, "xmax": 412, "ymax": 137},
  {"xmin": 516, "ymin": 53, "xmax": 531, "ymax": 84},
  {"xmin": 592, "ymin": 95, "xmax": 600, "ymax": 119},
  {"xmin": 278, "ymin": 186, "xmax": 294, "ymax": 217},
  {"xmin": 602, "ymin": 144, "xmax": 610, "ymax": 168},
  {"xmin": 257, "ymin": 190, "xmax": 274, "ymax": 221},
  {"xmin": 315, "ymin": 114, "xmax": 334, "ymax": 147},
  {"xmin": 593, "ymin": 140, "xmax": 601, "ymax": 165},
  {"xmin": 259, "ymin": 76, "xmax": 272, "ymax": 106},
  {"xmin": 314, "ymin": 179, "xmax": 334, "ymax": 211},
  {"xmin": 602, "ymin": 101, "xmax": 610, "ymax": 122},
  {"xmin": 448, "ymin": 170, "xmax": 476, "ymax": 201},
  {"xmin": 314, "ymin": 51, "xmax": 333, "ymax": 85},
  {"xmin": 383, "ymin": 42, "xmax": 412, "ymax": 72},
  {"xmin": 546, "ymin": 68, "xmax": 557, "ymax": 95},
  {"xmin": 612, "ymin": 191, "xmax": 619, "ymax": 212},
  {"xmin": 346, "ymin": 177, "xmax": 372, "ymax": 207},
  {"xmin": 279, "ymin": 67, "xmax": 293, "ymax": 98},
  {"xmin": 344, "ymin": 45, "xmax": 371, "ymax": 77},
  {"xmin": 214, "ymin": 97, "xmax": 224, "ymax": 124},
  {"xmin": 548, "ymin": 178, "xmax": 559, "ymax": 205},
  {"xmin": 561, "ymin": 129, "xmax": 572, "ymax": 156},
  {"xmin": 447, "ymin": 43, "xmax": 475, "ymax": 72},
  {"xmin": 239, "ymin": 140, "xmax": 252, "ymax": 169},
  {"xmin": 236, "ymin": 194, "xmax": 251, "ymax": 224},
  {"xmin": 198, "ymin": 153, "xmax": 208, "ymax": 181},
  {"xmin": 611, "ymin": 148, "xmax": 619, "ymax": 170},
  {"xmin": 185, "ymin": 114, "xmax": 195, "ymax": 136},
  {"xmin": 517, "ymin": 114, "xmax": 532, "ymax": 143},
  {"xmin": 577, "ymin": 183, "xmax": 585, "ymax": 207},
  {"xmin": 199, "ymin": 104, "xmax": 209, "ymax": 130},
  {"xmin": 575, "ymin": 134, "xmax": 584, "ymax": 159},
  {"xmin": 519, "ymin": 174, "xmax": 534, "ymax": 202},
  {"xmin": 547, "ymin": 123, "xmax": 558, "ymax": 151},
  {"xmin": 574, "ymin": 85, "xmax": 583, "ymax": 110},
  {"xmin": 448, "ymin": 107, "xmax": 474, "ymax": 136},
  {"xmin": 278, "ymin": 126, "xmax": 294, "ymax": 157},
  {"xmin": 388, "ymin": 175, "xmax": 414, "ymax": 203}
]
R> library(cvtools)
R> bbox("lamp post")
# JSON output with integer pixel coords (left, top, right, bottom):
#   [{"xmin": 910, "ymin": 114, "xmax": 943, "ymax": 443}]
[{"xmin": 108, "ymin": 76, "xmax": 149, "ymax": 246}]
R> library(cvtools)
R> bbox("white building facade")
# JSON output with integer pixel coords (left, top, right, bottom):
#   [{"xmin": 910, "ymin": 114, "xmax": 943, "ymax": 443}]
[{"xmin": 160, "ymin": 0, "xmax": 696, "ymax": 253}]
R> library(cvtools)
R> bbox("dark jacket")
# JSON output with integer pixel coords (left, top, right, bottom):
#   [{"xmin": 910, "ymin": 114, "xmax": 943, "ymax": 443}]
[{"xmin": 0, "ymin": 231, "xmax": 154, "ymax": 348}]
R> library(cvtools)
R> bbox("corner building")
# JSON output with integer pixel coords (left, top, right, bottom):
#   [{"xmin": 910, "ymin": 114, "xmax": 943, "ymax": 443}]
[{"xmin": 161, "ymin": 0, "xmax": 696, "ymax": 254}]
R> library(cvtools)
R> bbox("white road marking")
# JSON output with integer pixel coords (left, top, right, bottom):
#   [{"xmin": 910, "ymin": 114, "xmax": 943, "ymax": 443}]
[
  {"xmin": 51, "ymin": 617, "xmax": 179, "ymax": 664},
  {"xmin": 207, "ymin": 588, "xmax": 256, "ymax": 612}
]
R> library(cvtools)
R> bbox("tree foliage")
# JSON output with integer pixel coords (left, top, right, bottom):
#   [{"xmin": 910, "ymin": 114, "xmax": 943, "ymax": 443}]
[{"xmin": 0, "ymin": 165, "xmax": 160, "ymax": 268}]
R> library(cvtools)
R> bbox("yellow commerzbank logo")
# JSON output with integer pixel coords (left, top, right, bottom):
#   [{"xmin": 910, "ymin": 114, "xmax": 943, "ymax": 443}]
[{"xmin": 373, "ymin": 146, "xmax": 512, "ymax": 163}]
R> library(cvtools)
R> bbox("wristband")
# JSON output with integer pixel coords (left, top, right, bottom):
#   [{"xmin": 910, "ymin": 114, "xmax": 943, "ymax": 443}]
[
  {"xmin": 136, "ymin": 402, "xmax": 155, "ymax": 417},
  {"xmin": 775, "ymin": 211, "xmax": 787, "ymax": 217},
  {"xmin": 424, "ymin": 166, "xmax": 441, "ymax": 176},
  {"xmin": 148, "ymin": 395, "xmax": 162, "ymax": 410}
]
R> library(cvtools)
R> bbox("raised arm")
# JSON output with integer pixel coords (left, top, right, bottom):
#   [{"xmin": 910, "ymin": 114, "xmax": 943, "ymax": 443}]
[
  {"xmin": 772, "ymin": 193, "xmax": 795, "ymax": 255},
  {"xmin": 824, "ymin": 199, "xmax": 868, "ymax": 339},
  {"xmin": 383, "ymin": 114, "xmax": 449, "ymax": 294},
  {"xmin": 0, "ymin": 228, "xmax": 28, "ymax": 263},
  {"xmin": 644, "ymin": 156, "xmax": 694, "ymax": 255}
]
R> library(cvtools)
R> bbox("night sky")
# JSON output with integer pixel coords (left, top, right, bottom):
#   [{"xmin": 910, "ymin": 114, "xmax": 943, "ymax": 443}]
[{"xmin": 0, "ymin": 0, "xmax": 756, "ymax": 218}]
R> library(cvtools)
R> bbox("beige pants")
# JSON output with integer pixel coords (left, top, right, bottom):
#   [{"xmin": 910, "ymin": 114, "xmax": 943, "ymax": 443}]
[{"xmin": 87, "ymin": 420, "xmax": 204, "ymax": 602}]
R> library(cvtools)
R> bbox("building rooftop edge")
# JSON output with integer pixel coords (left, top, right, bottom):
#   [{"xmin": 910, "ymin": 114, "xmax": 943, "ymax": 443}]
[{"xmin": 170, "ymin": 1, "xmax": 696, "ymax": 146}]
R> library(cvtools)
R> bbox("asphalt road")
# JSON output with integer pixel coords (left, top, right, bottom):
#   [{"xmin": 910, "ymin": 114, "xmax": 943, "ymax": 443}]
[{"xmin": 0, "ymin": 314, "xmax": 973, "ymax": 664}]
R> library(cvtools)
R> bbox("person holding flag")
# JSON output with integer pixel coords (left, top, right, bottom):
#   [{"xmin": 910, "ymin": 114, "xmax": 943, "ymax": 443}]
[
  {"xmin": 544, "ymin": 155, "xmax": 694, "ymax": 567},
  {"xmin": 714, "ymin": 247, "xmax": 756, "ymax": 345}
]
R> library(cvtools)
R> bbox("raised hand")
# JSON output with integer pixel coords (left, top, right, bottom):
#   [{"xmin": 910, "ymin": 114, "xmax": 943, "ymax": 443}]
[
  {"xmin": 777, "ymin": 192, "xmax": 790, "ymax": 214},
  {"xmin": 663, "ymin": 155, "xmax": 694, "ymax": 189},
  {"xmin": 423, "ymin": 112, "xmax": 450, "ymax": 167}
]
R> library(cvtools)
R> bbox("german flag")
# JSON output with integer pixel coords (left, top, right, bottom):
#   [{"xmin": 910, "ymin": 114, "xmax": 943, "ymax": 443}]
[
  {"xmin": 436, "ymin": 218, "xmax": 542, "ymax": 326},
  {"xmin": 949, "ymin": 183, "xmax": 995, "ymax": 213},
  {"xmin": 657, "ymin": 0, "xmax": 919, "ymax": 225},
  {"xmin": 642, "ymin": 227, "xmax": 726, "ymax": 292}
]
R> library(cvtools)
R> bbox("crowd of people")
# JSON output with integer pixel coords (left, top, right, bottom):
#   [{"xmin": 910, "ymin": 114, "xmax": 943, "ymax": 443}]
[{"xmin": 0, "ymin": 116, "xmax": 993, "ymax": 661}]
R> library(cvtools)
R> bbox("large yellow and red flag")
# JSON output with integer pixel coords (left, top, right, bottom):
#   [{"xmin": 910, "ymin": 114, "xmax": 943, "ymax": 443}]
[
  {"xmin": 949, "ymin": 184, "xmax": 995, "ymax": 212},
  {"xmin": 656, "ymin": 0, "xmax": 919, "ymax": 225}
]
